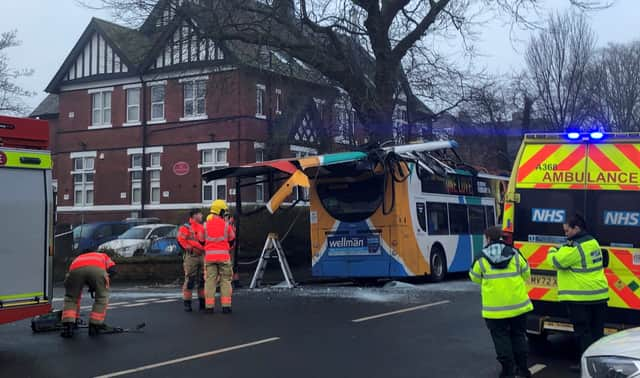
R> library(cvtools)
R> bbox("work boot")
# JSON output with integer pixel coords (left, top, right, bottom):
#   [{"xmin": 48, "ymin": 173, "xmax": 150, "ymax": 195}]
[
  {"xmin": 60, "ymin": 323, "xmax": 74, "ymax": 339},
  {"xmin": 198, "ymin": 298, "xmax": 206, "ymax": 312},
  {"xmin": 222, "ymin": 307, "xmax": 232, "ymax": 314},
  {"xmin": 183, "ymin": 300, "xmax": 192, "ymax": 312},
  {"xmin": 515, "ymin": 367, "xmax": 532, "ymax": 378}
]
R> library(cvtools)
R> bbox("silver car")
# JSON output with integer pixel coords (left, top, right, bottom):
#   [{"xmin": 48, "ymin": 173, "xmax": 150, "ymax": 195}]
[
  {"xmin": 581, "ymin": 327, "xmax": 640, "ymax": 378},
  {"xmin": 98, "ymin": 224, "xmax": 177, "ymax": 257}
]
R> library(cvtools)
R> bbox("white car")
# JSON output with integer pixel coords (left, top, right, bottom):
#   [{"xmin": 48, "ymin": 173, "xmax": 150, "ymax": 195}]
[
  {"xmin": 98, "ymin": 224, "xmax": 177, "ymax": 257},
  {"xmin": 581, "ymin": 327, "xmax": 640, "ymax": 378}
]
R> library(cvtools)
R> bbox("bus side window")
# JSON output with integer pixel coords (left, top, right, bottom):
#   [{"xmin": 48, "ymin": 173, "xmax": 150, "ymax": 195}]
[
  {"xmin": 469, "ymin": 206, "xmax": 486, "ymax": 235},
  {"xmin": 484, "ymin": 205, "xmax": 496, "ymax": 226},
  {"xmin": 416, "ymin": 202, "xmax": 426, "ymax": 232},
  {"xmin": 448, "ymin": 204, "xmax": 469, "ymax": 234},
  {"xmin": 427, "ymin": 202, "xmax": 449, "ymax": 235}
]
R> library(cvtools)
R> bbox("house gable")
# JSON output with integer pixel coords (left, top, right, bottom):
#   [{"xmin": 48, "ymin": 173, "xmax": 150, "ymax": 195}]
[
  {"xmin": 148, "ymin": 18, "xmax": 224, "ymax": 70},
  {"xmin": 64, "ymin": 31, "xmax": 129, "ymax": 82}
]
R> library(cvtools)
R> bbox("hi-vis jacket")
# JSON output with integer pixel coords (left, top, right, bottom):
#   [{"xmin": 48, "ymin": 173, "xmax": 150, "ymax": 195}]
[
  {"xmin": 177, "ymin": 220, "xmax": 204, "ymax": 254},
  {"xmin": 545, "ymin": 233, "xmax": 609, "ymax": 303},
  {"xmin": 69, "ymin": 252, "xmax": 116, "ymax": 272},
  {"xmin": 203, "ymin": 216, "xmax": 236, "ymax": 263},
  {"xmin": 470, "ymin": 243, "xmax": 533, "ymax": 319}
]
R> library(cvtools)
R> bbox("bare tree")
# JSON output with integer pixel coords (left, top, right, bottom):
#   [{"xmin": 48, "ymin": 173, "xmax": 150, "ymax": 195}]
[
  {"xmin": 525, "ymin": 11, "xmax": 596, "ymax": 131},
  {"xmin": 585, "ymin": 42, "xmax": 640, "ymax": 132},
  {"xmin": 0, "ymin": 31, "xmax": 34, "ymax": 115},
  {"xmin": 80, "ymin": 0, "xmax": 611, "ymax": 142}
]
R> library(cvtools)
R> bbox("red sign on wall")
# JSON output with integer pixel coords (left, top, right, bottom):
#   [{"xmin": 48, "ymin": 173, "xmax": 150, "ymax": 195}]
[
  {"xmin": 0, "ymin": 151, "xmax": 7, "ymax": 166},
  {"xmin": 172, "ymin": 161, "xmax": 190, "ymax": 176}
]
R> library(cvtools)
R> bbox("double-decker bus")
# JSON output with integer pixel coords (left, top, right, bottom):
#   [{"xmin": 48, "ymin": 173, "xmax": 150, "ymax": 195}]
[{"xmin": 204, "ymin": 141, "xmax": 507, "ymax": 281}]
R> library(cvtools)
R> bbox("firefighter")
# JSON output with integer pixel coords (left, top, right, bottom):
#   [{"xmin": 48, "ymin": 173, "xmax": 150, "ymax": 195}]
[
  {"xmin": 470, "ymin": 226, "xmax": 533, "ymax": 378},
  {"xmin": 203, "ymin": 199, "xmax": 236, "ymax": 314},
  {"xmin": 177, "ymin": 209, "xmax": 206, "ymax": 312},
  {"xmin": 60, "ymin": 251, "xmax": 117, "ymax": 338},
  {"xmin": 546, "ymin": 214, "xmax": 608, "ymax": 369}
]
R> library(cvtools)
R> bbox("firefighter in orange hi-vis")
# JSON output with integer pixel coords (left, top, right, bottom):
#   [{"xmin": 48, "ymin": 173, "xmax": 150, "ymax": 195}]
[
  {"xmin": 60, "ymin": 251, "xmax": 116, "ymax": 338},
  {"xmin": 203, "ymin": 199, "xmax": 236, "ymax": 314},
  {"xmin": 177, "ymin": 209, "xmax": 206, "ymax": 312}
]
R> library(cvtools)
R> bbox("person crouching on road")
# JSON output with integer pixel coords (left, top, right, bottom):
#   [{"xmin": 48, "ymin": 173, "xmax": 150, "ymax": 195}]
[
  {"xmin": 61, "ymin": 251, "xmax": 117, "ymax": 338},
  {"xmin": 470, "ymin": 226, "xmax": 533, "ymax": 378},
  {"xmin": 545, "ymin": 214, "xmax": 608, "ymax": 368},
  {"xmin": 177, "ymin": 208, "xmax": 206, "ymax": 312},
  {"xmin": 203, "ymin": 199, "xmax": 236, "ymax": 314}
]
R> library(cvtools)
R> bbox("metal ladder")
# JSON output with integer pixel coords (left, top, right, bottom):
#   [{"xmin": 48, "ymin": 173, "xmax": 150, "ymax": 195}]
[{"xmin": 249, "ymin": 233, "xmax": 296, "ymax": 289}]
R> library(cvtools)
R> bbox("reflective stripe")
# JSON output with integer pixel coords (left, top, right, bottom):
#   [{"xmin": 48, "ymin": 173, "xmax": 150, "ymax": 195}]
[
  {"xmin": 221, "ymin": 296, "xmax": 232, "ymax": 305},
  {"xmin": 483, "ymin": 272, "xmax": 521, "ymax": 279},
  {"xmin": 576, "ymin": 244, "xmax": 588, "ymax": 269},
  {"xmin": 570, "ymin": 266, "xmax": 603, "ymax": 273},
  {"xmin": 482, "ymin": 299, "xmax": 532, "ymax": 312},
  {"xmin": 557, "ymin": 288, "xmax": 609, "ymax": 296},
  {"xmin": 478, "ymin": 259, "xmax": 486, "ymax": 274},
  {"xmin": 469, "ymin": 270, "xmax": 482, "ymax": 279},
  {"xmin": 206, "ymin": 250, "xmax": 229, "ymax": 256},
  {"xmin": 62, "ymin": 310, "xmax": 78, "ymax": 319},
  {"xmin": 90, "ymin": 312, "xmax": 106, "ymax": 321},
  {"xmin": 552, "ymin": 256, "xmax": 566, "ymax": 270}
]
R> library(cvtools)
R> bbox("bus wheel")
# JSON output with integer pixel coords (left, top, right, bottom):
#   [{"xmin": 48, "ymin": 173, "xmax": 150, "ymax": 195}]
[{"xmin": 429, "ymin": 247, "xmax": 447, "ymax": 282}]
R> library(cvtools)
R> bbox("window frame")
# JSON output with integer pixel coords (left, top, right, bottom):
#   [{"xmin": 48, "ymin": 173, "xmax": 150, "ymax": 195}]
[
  {"xmin": 182, "ymin": 79, "xmax": 207, "ymax": 119},
  {"xmin": 150, "ymin": 84, "xmax": 166, "ymax": 122},
  {"xmin": 90, "ymin": 90, "xmax": 112, "ymax": 128},
  {"xmin": 199, "ymin": 146, "xmax": 229, "ymax": 203},
  {"xmin": 148, "ymin": 152, "xmax": 162, "ymax": 204},
  {"xmin": 256, "ymin": 84, "xmax": 266, "ymax": 119},
  {"xmin": 125, "ymin": 87, "xmax": 141, "ymax": 124},
  {"xmin": 72, "ymin": 156, "xmax": 95, "ymax": 206}
]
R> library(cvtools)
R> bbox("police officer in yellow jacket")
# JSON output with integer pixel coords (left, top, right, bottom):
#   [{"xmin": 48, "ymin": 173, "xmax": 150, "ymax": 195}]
[
  {"xmin": 470, "ymin": 226, "xmax": 533, "ymax": 378},
  {"xmin": 545, "ymin": 214, "xmax": 608, "ymax": 360}
]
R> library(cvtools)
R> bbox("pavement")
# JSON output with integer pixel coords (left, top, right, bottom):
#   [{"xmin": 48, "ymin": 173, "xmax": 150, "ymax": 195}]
[{"xmin": 0, "ymin": 277, "xmax": 582, "ymax": 378}]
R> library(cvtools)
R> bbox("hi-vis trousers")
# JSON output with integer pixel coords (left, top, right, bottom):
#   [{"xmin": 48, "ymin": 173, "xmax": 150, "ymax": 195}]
[
  {"xmin": 204, "ymin": 261, "xmax": 233, "ymax": 309},
  {"xmin": 182, "ymin": 252, "xmax": 205, "ymax": 301},
  {"xmin": 61, "ymin": 266, "xmax": 109, "ymax": 325}
]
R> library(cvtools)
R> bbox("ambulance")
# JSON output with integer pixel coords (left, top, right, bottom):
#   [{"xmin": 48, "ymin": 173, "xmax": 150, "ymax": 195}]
[
  {"xmin": 0, "ymin": 115, "xmax": 54, "ymax": 324},
  {"xmin": 502, "ymin": 131, "xmax": 640, "ymax": 336}
]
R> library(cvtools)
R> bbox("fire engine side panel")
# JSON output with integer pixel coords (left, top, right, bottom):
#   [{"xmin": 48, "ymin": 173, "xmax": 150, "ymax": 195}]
[{"xmin": 0, "ymin": 168, "xmax": 47, "ymax": 302}]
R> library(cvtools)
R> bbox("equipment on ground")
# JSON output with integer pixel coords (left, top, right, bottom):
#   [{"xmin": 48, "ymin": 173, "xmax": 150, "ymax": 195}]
[
  {"xmin": 502, "ymin": 132, "xmax": 640, "ymax": 336},
  {"xmin": 31, "ymin": 310, "xmax": 146, "ymax": 334},
  {"xmin": 250, "ymin": 233, "xmax": 296, "ymax": 289},
  {"xmin": 0, "ymin": 115, "xmax": 53, "ymax": 325}
]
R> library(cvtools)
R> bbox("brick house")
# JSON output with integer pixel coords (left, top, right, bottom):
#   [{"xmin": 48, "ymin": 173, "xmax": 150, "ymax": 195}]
[{"xmin": 31, "ymin": 0, "xmax": 431, "ymax": 225}]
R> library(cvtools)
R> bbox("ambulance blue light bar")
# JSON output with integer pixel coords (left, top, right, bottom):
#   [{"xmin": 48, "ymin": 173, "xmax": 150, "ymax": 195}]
[
  {"xmin": 590, "ymin": 131, "xmax": 604, "ymax": 140},
  {"xmin": 567, "ymin": 132, "xmax": 581, "ymax": 140}
]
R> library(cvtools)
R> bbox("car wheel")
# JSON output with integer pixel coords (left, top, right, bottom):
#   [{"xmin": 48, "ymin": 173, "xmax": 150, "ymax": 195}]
[
  {"xmin": 133, "ymin": 249, "xmax": 144, "ymax": 257},
  {"xmin": 429, "ymin": 246, "xmax": 447, "ymax": 282}
]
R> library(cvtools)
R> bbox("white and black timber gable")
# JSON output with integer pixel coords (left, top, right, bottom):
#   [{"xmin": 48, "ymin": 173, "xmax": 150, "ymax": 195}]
[
  {"xmin": 46, "ymin": 18, "xmax": 153, "ymax": 93},
  {"xmin": 145, "ymin": 18, "xmax": 225, "ymax": 71}
]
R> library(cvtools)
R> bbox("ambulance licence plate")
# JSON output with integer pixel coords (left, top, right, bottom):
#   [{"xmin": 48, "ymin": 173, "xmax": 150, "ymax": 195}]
[{"xmin": 529, "ymin": 274, "xmax": 557, "ymax": 288}]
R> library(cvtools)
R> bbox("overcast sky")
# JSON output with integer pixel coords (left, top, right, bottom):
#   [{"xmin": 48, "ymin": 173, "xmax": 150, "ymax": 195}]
[{"xmin": 2, "ymin": 0, "xmax": 639, "ymax": 113}]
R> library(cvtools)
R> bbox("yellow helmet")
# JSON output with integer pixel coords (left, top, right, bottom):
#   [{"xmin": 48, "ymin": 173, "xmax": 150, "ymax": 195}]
[{"xmin": 210, "ymin": 199, "xmax": 229, "ymax": 215}]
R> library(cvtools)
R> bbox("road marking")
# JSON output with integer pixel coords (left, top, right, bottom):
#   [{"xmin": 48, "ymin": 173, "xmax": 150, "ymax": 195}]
[
  {"xmin": 93, "ymin": 337, "xmax": 281, "ymax": 378},
  {"xmin": 530, "ymin": 364, "xmax": 546, "ymax": 375},
  {"xmin": 109, "ymin": 302, "xmax": 130, "ymax": 306},
  {"xmin": 52, "ymin": 298, "xmax": 63, "ymax": 303},
  {"xmin": 153, "ymin": 299, "xmax": 179, "ymax": 303},
  {"xmin": 351, "ymin": 300, "xmax": 451, "ymax": 323},
  {"xmin": 121, "ymin": 303, "xmax": 149, "ymax": 308},
  {"xmin": 135, "ymin": 298, "xmax": 161, "ymax": 303}
]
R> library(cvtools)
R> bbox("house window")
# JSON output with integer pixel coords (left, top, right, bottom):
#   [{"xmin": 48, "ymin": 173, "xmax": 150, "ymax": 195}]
[
  {"xmin": 91, "ymin": 90, "xmax": 112, "ymax": 126},
  {"xmin": 314, "ymin": 98, "xmax": 325, "ymax": 120},
  {"xmin": 72, "ymin": 156, "xmax": 95, "ymax": 206},
  {"xmin": 334, "ymin": 104, "xmax": 354, "ymax": 144},
  {"xmin": 130, "ymin": 154, "xmax": 142, "ymax": 204},
  {"xmin": 150, "ymin": 85, "xmax": 165, "ymax": 121},
  {"xmin": 183, "ymin": 80, "xmax": 206, "ymax": 118},
  {"xmin": 275, "ymin": 88, "xmax": 282, "ymax": 114},
  {"xmin": 256, "ymin": 148, "xmax": 265, "ymax": 203},
  {"xmin": 126, "ymin": 88, "xmax": 140, "ymax": 123},
  {"xmin": 256, "ymin": 84, "xmax": 266, "ymax": 118},
  {"xmin": 148, "ymin": 152, "xmax": 161, "ymax": 204},
  {"xmin": 200, "ymin": 145, "xmax": 229, "ymax": 202}
]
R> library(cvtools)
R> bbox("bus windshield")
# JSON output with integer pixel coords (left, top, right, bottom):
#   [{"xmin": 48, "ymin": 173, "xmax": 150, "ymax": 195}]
[{"xmin": 317, "ymin": 171, "xmax": 384, "ymax": 223}]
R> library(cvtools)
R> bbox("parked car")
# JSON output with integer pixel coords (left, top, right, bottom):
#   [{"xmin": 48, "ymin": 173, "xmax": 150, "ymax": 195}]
[
  {"xmin": 98, "ymin": 224, "xmax": 177, "ymax": 257},
  {"xmin": 581, "ymin": 327, "xmax": 640, "ymax": 378},
  {"xmin": 72, "ymin": 222, "xmax": 132, "ymax": 253},
  {"xmin": 72, "ymin": 218, "xmax": 162, "ymax": 253},
  {"xmin": 146, "ymin": 236, "xmax": 184, "ymax": 257}
]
